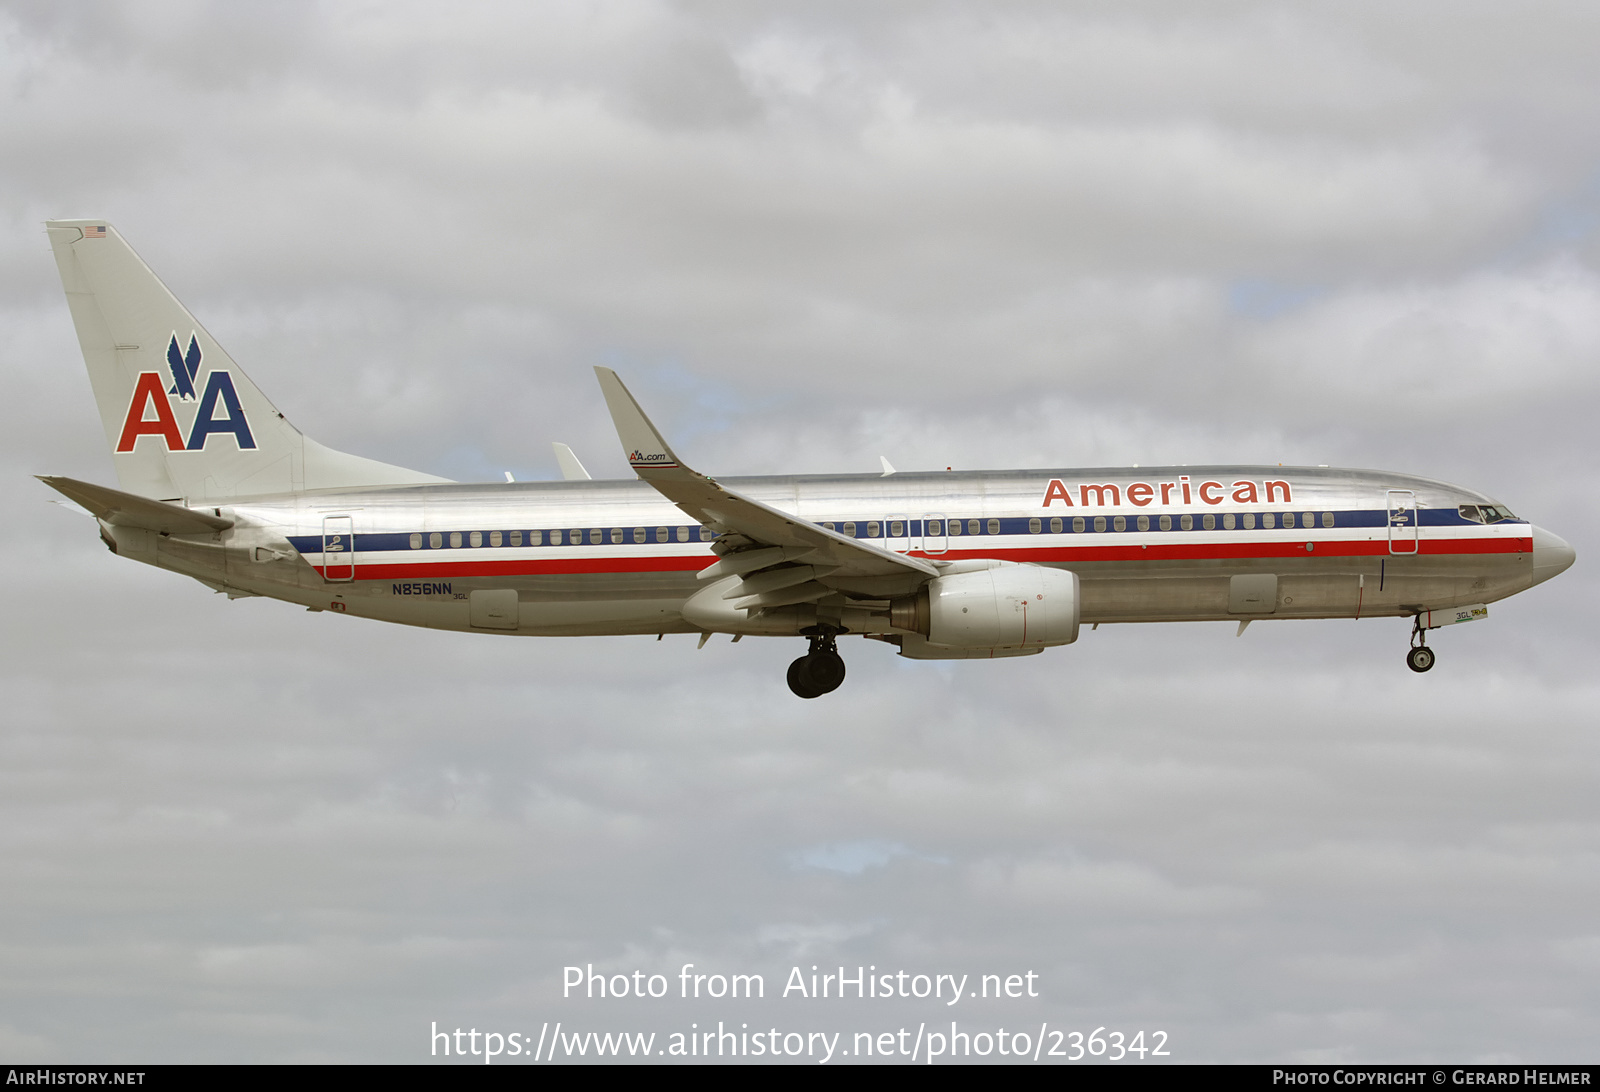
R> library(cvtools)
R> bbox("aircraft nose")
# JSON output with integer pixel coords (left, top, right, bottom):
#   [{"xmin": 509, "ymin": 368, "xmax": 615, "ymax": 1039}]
[{"xmin": 1530, "ymin": 526, "xmax": 1576, "ymax": 587}]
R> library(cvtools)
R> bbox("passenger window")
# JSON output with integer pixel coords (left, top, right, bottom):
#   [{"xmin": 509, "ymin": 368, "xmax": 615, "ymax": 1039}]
[
  {"xmin": 843, "ymin": 521, "xmax": 857, "ymax": 537},
  {"xmin": 676, "ymin": 526, "xmax": 690, "ymax": 542},
  {"xmin": 928, "ymin": 520, "xmax": 943, "ymax": 536},
  {"xmin": 1113, "ymin": 516, "xmax": 1126, "ymax": 531},
  {"xmin": 512, "ymin": 530, "xmax": 524, "ymax": 546},
  {"xmin": 549, "ymin": 530, "xmax": 562, "ymax": 545},
  {"xmin": 656, "ymin": 527, "xmax": 669, "ymax": 542},
  {"xmin": 1137, "ymin": 515, "xmax": 1149, "ymax": 531},
  {"xmin": 409, "ymin": 533, "xmax": 421, "ymax": 550},
  {"xmin": 868, "ymin": 521, "xmax": 881, "ymax": 537},
  {"xmin": 1073, "ymin": 517, "xmax": 1086, "ymax": 533},
  {"xmin": 1222, "ymin": 513, "xmax": 1235, "ymax": 530},
  {"xmin": 699, "ymin": 526, "xmax": 714, "ymax": 542},
  {"xmin": 1242, "ymin": 513, "xmax": 1255, "ymax": 530},
  {"xmin": 1262, "ymin": 513, "xmax": 1275, "ymax": 529},
  {"xmin": 1029, "ymin": 518, "xmax": 1041, "ymax": 534},
  {"xmin": 1299, "ymin": 513, "xmax": 1311, "ymax": 528},
  {"xmin": 969, "ymin": 519, "xmax": 981, "ymax": 535},
  {"xmin": 1050, "ymin": 517, "xmax": 1062, "ymax": 533},
  {"xmin": 490, "ymin": 531, "xmax": 503, "ymax": 547},
  {"xmin": 1180, "ymin": 515, "xmax": 1193, "ymax": 531},
  {"xmin": 822, "ymin": 522, "xmax": 835, "ymax": 531},
  {"xmin": 450, "ymin": 531, "xmax": 463, "ymax": 548},
  {"xmin": 470, "ymin": 531, "xmax": 483, "ymax": 547},
  {"xmin": 890, "ymin": 521, "xmax": 904, "ymax": 537},
  {"xmin": 1093, "ymin": 516, "xmax": 1107, "ymax": 532},
  {"xmin": 1158, "ymin": 515, "xmax": 1171, "ymax": 531},
  {"xmin": 946, "ymin": 520, "xmax": 958, "ymax": 536},
  {"xmin": 987, "ymin": 518, "xmax": 1000, "ymax": 535},
  {"xmin": 1202, "ymin": 514, "xmax": 1215, "ymax": 531},
  {"xmin": 429, "ymin": 532, "xmax": 442, "ymax": 549},
  {"xmin": 1321, "ymin": 512, "xmax": 1334, "ymax": 528},
  {"xmin": 631, "ymin": 527, "xmax": 644, "ymax": 544}
]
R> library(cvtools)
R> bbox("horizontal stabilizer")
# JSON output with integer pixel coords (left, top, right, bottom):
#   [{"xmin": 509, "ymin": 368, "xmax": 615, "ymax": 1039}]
[{"xmin": 37, "ymin": 475, "xmax": 232, "ymax": 535}]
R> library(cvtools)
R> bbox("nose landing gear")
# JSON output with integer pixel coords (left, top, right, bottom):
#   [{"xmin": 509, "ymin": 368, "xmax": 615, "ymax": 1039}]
[
  {"xmin": 1407, "ymin": 616, "xmax": 1436, "ymax": 673},
  {"xmin": 787, "ymin": 628, "xmax": 846, "ymax": 698}
]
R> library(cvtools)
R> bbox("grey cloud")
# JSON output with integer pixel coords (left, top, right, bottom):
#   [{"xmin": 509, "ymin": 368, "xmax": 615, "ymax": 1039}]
[{"xmin": 2, "ymin": 0, "xmax": 1596, "ymax": 1064}]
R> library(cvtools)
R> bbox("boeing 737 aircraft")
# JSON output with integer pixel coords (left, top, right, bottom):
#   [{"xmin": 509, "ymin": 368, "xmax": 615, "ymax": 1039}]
[{"xmin": 39, "ymin": 220, "xmax": 1575, "ymax": 697}]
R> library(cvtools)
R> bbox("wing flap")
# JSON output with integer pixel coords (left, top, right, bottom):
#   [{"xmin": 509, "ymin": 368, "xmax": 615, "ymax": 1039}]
[{"xmin": 721, "ymin": 564, "xmax": 833, "ymax": 600}]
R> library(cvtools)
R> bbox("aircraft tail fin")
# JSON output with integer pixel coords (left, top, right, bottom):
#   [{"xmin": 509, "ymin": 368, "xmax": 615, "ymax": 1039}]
[{"xmin": 44, "ymin": 220, "xmax": 450, "ymax": 500}]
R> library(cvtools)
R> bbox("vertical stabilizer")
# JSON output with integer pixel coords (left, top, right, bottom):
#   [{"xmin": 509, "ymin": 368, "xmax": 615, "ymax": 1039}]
[{"xmin": 45, "ymin": 220, "xmax": 450, "ymax": 500}]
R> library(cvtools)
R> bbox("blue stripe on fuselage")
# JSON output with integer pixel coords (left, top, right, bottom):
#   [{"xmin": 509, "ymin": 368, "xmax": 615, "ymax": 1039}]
[{"xmin": 285, "ymin": 509, "xmax": 1526, "ymax": 557}]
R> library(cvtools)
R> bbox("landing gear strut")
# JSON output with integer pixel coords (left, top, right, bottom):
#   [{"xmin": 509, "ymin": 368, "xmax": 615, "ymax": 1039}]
[
  {"xmin": 1406, "ymin": 617, "xmax": 1436, "ymax": 673},
  {"xmin": 787, "ymin": 629, "xmax": 846, "ymax": 698}
]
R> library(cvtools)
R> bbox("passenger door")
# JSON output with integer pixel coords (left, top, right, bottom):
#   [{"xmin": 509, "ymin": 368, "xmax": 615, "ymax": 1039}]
[
  {"xmin": 1386, "ymin": 490, "xmax": 1418, "ymax": 555},
  {"xmin": 322, "ymin": 515, "xmax": 355, "ymax": 581}
]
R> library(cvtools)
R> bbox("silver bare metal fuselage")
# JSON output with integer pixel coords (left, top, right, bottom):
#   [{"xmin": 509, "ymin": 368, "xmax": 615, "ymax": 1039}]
[{"xmin": 100, "ymin": 464, "xmax": 1541, "ymax": 639}]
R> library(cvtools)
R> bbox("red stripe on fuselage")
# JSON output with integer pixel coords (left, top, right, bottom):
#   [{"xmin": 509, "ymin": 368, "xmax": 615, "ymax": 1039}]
[
  {"xmin": 311, "ymin": 535, "xmax": 1526, "ymax": 580},
  {"xmin": 933, "ymin": 535, "xmax": 1527, "ymax": 564}
]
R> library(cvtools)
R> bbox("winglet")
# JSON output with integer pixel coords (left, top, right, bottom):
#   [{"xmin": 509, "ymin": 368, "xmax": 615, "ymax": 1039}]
[
  {"xmin": 551, "ymin": 442, "xmax": 592, "ymax": 481},
  {"xmin": 593, "ymin": 367, "xmax": 694, "ymax": 479}
]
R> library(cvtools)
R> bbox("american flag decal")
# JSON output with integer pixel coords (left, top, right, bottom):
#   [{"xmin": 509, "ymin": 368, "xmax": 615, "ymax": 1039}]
[{"xmin": 83, "ymin": 226, "xmax": 107, "ymax": 239}]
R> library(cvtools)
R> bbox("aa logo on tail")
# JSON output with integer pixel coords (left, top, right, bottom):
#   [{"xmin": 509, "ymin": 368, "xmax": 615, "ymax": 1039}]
[
  {"xmin": 167, "ymin": 333, "xmax": 201, "ymax": 400},
  {"xmin": 116, "ymin": 334, "xmax": 257, "ymax": 453}
]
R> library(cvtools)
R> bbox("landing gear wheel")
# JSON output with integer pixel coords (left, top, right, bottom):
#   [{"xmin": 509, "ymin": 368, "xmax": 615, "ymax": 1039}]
[
  {"xmin": 1406, "ymin": 614, "xmax": 1435, "ymax": 674},
  {"xmin": 803, "ymin": 650, "xmax": 846, "ymax": 694},
  {"xmin": 787, "ymin": 656, "xmax": 823, "ymax": 699},
  {"xmin": 786, "ymin": 628, "xmax": 847, "ymax": 698}
]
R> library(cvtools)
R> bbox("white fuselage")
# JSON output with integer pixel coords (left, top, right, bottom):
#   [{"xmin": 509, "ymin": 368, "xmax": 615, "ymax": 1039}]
[{"xmin": 103, "ymin": 464, "xmax": 1542, "ymax": 638}]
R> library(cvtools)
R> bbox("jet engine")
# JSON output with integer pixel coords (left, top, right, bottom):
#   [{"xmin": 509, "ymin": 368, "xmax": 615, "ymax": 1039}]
[{"xmin": 890, "ymin": 562, "xmax": 1079, "ymax": 650}]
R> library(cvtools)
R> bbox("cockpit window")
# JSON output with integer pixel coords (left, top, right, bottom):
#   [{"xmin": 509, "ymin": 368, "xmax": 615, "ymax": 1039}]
[{"xmin": 1461, "ymin": 503, "xmax": 1517, "ymax": 523}]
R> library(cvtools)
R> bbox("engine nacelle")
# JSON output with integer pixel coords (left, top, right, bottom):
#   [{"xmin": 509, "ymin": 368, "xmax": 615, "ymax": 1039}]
[{"xmin": 892, "ymin": 562, "xmax": 1079, "ymax": 650}]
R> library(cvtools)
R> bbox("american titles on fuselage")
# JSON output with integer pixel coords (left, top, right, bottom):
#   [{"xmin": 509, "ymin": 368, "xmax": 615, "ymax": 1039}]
[{"xmin": 1042, "ymin": 476, "xmax": 1289, "ymax": 508}]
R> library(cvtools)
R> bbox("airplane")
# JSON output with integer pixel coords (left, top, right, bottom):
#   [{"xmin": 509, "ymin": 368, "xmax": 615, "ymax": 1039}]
[{"xmin": 38, "ymin": 220, "xmax": 1576, "ymax": 698}]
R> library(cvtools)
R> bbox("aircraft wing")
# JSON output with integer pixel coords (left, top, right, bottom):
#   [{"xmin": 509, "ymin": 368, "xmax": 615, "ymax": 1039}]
[
  {"xmin": 38, "ymin": 475, "xmax": 233, "ymax": 535},
  {"xmin": 594, "ymin": 368, "xmax": 936, "ymax": 603}
]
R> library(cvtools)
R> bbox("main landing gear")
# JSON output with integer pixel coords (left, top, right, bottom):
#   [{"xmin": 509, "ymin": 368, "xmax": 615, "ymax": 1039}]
[
  {"xmin": 788, "ymin": 628, "xmax": 846, "ymax": 699},
  {"xmin": 1406, "ymin": 616, "xmax": 1436, "ymax": 673}
]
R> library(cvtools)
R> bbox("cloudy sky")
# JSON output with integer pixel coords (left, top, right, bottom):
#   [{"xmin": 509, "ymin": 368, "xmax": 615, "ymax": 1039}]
[{"xmin": 3, "ymin": 0, "xmax": 1597, "ymax": 1064}]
